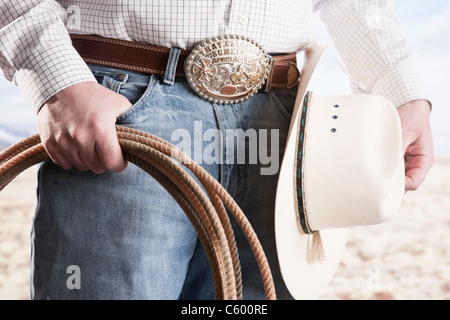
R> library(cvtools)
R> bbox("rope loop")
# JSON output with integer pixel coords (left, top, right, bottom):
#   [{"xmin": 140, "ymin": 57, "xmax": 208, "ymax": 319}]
[{"xmin": 0, "ymin": 125, "xmax": 276, "ymax": 300}]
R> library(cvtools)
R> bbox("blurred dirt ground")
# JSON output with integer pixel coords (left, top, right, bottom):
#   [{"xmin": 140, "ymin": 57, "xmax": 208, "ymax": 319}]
[{"xmin": 1, "ymin": 157, "xmax": 449, "ymax": 300}]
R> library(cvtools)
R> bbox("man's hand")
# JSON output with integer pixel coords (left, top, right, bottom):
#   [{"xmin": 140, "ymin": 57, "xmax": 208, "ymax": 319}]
[
  {"xmin": 37, "ymin": 82, "xmax": 132, "ymax": 174},
  {"xmin": 397, "ymin": 99, "xmax": 434, "ymax": 192}
]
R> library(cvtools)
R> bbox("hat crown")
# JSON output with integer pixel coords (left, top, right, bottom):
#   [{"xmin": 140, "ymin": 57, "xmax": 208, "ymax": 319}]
[{"xmin": 299, "ymin": 92, "xmax": 404, "ymax": 231}]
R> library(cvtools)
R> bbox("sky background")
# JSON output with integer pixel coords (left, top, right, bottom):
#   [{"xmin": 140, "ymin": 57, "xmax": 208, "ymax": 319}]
[
  {"xmin": 310, "ymin": 0, "xmax": 450, "ymax": 155},
  {"xmin": 0, "ymin": 0, "xmax": 449, "ymax": 154}
]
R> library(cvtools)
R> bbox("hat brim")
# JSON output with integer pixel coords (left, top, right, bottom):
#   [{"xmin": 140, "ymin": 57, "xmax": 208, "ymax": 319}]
[
  {"xmin": 275, "ymin": 145, "xmax": 349, "ymax": 298},
  {"xmin": 275, "ymin": 42, "xmax": 348, "ymax": 300}
]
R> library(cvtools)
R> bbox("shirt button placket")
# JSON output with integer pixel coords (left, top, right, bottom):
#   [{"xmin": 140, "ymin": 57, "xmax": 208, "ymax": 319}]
[
  {"xmin": 238, "ymin": 15, "xmax": 248, "ymax": 25},
  {"xmin": 229, "ymin": 0, "xmax": 250, "ymax": 33}
]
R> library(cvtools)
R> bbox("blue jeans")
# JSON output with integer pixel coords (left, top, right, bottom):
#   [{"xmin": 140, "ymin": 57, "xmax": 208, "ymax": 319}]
[{"xmin": 31, "ymin": 61, "xmax": 297, "ymax": 300}]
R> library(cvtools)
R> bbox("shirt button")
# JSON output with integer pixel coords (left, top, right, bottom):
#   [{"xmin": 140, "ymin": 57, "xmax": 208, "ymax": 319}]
[{"xmin": 239, "ymin": 15, "xmax": 248, "ymax": 25}]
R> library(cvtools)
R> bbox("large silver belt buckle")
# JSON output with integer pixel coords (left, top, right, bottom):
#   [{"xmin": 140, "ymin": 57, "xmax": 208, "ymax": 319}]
[{"xmin": 184, "ymin": 35, "xmax": 270, "ymax": 104}]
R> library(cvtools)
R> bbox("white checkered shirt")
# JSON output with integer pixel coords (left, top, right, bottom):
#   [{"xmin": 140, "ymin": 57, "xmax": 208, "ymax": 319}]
[{"xmin": 0, "ymin": 0, "xmax": 427, "ymax": 113}]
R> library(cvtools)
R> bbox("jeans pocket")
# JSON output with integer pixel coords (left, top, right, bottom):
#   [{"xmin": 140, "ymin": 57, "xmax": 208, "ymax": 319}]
[
  {"xmin": 269, "ymin": 87, "xmax": 298, "ymax": 122},
  {"xmin": 90, "ymin": 65, "xmax": 155, "ymax": 123},
  {"xmin": 116, "ymin": 75, "xmax": 155, "ymax": 122}
]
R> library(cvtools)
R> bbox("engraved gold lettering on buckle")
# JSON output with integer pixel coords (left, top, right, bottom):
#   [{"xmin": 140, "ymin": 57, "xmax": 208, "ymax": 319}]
[{"xmin": 184, "ymin": 35, "xmax": 270, "ymax": 104}]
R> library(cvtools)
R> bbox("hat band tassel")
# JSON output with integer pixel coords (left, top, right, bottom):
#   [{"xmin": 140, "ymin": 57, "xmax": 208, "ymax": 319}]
[{"xmin": 306, "ymin": 231, "xmax": 325, "ymax": 264}]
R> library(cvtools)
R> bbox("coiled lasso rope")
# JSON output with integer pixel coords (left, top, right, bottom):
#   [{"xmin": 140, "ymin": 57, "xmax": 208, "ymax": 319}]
[{"xmin": 0, "ymin": 125, "xmax": 276, "ymax": 300}]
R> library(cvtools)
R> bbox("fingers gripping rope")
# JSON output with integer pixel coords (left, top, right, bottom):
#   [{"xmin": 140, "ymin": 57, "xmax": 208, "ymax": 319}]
[{"xmin": 0, "ymin": 125, "xmax": 276, "ymax": 300}]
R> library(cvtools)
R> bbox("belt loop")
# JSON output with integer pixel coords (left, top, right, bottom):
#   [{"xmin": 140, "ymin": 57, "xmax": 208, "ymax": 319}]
[{"xmin": 163, "ymin": 47, "xmax": 181, "ymax": 85}]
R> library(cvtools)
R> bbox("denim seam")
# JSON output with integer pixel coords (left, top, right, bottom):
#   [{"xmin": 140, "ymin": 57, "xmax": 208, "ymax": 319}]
[
  {"xmin": 269, "ymin": 90, "xmax": 293, "ymax": 123},
  {"xmin": 212, "ymin": 104, "xmax": 231, "ymax": 193},
  {"xmin": 91, "ymin": 70, "xmax": 130, "ymax": 82},
  {"xmin": 233, "ymin": 104, "xmax": 247, "ymax": 198}
]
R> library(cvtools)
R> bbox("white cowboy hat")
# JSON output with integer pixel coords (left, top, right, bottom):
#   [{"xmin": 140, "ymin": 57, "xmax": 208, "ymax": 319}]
[{"xmin": 275, "ymin": 42, "xmax": 405, "ymax": 299}]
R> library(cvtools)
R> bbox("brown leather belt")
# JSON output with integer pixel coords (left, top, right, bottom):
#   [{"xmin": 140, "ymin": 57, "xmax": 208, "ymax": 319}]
[{"xmin": 70, "ymin": 35, "xmax": 300, "ymax": 91}]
